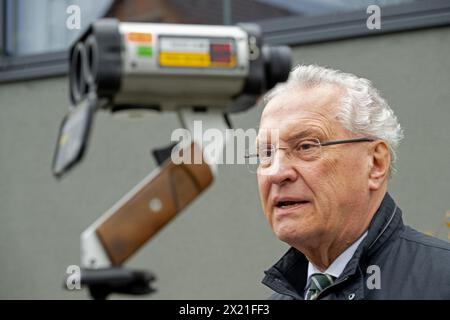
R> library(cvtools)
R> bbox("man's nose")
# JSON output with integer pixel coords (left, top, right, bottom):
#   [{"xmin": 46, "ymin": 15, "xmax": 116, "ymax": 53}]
[{"xmin": 266, "ymin": 150, "xmax": 298, "ymax": 185}]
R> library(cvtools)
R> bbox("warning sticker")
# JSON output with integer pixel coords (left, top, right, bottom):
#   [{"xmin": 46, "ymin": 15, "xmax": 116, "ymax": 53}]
[
  {"xmin": 159, "ymin": 36, "xmax": 236, "ymax": 69},
  {"xmin": 127, "ymin": 32, "xmax": 152, "ymax": 43},
  {"xmin": 160, "ymin": 37, "xmax": 209, "ymax": 53},
  {"xmin": 160, "ymin": 52, "xmax": 210, "ymax": 67}
]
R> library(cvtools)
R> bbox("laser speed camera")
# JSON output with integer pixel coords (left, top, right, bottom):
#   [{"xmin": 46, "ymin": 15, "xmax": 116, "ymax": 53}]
[
  {"xmin": 54, "ymin": 19, "xmax": 292, "ymax": 298},
  {"xmin": 52, "ymin": 18, "xmax": 292, "ymax": 178}
]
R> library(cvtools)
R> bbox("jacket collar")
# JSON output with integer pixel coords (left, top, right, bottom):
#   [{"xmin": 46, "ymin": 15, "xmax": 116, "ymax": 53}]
[{"xmin": 262, "ymin": 192, "xmax": 403, "ymax": 298}]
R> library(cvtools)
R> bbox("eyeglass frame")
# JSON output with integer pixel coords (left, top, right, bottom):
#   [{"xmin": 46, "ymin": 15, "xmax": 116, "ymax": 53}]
[{"xmin": 246, "ymin": 137, "xmax": 375, "ymax": 166}]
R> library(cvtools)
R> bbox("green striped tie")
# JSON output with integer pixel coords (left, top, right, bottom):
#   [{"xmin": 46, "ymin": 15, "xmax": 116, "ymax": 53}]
[{"xmin": 305, "ymin": 273, "xmax": 335, "ymax": 300}]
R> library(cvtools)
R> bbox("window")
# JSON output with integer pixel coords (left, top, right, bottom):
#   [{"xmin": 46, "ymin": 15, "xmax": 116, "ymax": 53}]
[
  {"xmin": 3, "ymin": 0, "xmax": 112, "ymax": 56},
  {"xmin": 0, "ymin": 0, "xmax": 112, "ymax": 82}
]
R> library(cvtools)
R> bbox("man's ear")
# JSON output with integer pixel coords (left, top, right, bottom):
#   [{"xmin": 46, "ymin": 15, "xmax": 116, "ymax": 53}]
[{"xmin": 368, "ymin": 141, "xmax": 390, "ymax": 190}]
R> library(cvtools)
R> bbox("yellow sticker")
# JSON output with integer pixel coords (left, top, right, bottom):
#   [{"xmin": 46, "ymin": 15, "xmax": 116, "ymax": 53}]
[
  {"xmin": 59, "ymin": 133, "xmax": 69, "ymax": 146},
  {"xmin": 160, "ymin": 52, "xmax": 210, "ymax": 68}
]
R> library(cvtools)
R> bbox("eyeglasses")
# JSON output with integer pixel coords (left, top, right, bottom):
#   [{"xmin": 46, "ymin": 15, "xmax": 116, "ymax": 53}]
[{"xmin": 246, "ymin": 137, "xmax": 375, "ymax": 167}]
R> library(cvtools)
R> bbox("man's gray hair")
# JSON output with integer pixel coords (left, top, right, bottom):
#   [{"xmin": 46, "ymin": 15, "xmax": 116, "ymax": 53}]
[{"xmin": 264, "ymin": 64, "xmax": 404, "ymax": 174}]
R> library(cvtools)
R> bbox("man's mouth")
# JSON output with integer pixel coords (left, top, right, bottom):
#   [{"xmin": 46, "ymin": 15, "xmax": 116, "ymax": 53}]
[{"xmin": 274, "ymin": 199, "xmax": 310, "ymax": 209}]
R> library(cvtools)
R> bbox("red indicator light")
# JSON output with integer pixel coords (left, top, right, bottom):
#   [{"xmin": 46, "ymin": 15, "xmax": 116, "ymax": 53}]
[{"xmin": 211, "ymin": 43, "xmax": 231, "ymax": 53}]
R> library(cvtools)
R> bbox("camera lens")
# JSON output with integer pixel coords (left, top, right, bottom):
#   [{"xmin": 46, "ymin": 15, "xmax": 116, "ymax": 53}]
[
  {"xmin": 262, "ymin": 45, "xmax": 292, "ymax": 90},
  {"xmin": 70, "ymin": 42, "xmax": 87, "ymax": 105},
  {"xmin": 84, "ymin": 35, "xmax": 98, "ymax": 86}
]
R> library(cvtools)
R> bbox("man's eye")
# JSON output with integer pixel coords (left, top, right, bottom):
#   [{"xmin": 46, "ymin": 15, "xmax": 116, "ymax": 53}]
[
  {"xmin": 297, "ymin": 141, "xmax": 318, "ymax": 151},
  {"xmin": 259, "ymin": 148, "xmax": 273, "ymax": 158}
]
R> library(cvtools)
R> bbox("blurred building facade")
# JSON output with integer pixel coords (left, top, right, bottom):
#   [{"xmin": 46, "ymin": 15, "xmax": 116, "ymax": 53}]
[{"xmin": 0, "ymin": 0, "xmax": 449, "ymax": 299}]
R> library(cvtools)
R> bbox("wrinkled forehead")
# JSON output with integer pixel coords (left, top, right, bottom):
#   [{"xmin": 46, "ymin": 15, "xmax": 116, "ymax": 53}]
[{"xmin": 258, "ymin": 84, "xmax": 345, "ymax": 142}]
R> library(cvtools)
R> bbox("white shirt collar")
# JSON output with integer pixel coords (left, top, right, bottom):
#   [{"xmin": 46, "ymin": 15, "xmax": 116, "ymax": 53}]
[{"xmin": 306, "ymin": 231, "xmax": 368, "ymax": 288}]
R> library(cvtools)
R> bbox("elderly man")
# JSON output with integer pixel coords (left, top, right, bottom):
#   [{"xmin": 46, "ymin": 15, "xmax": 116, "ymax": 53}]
[{"xmin": 257, "ymin": 65, "xmax": 450, "ymax": 300}]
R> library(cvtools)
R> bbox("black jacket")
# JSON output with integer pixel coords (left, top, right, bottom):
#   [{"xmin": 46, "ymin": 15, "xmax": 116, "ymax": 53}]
[{"xmin": 262, "ymin": 193, "xmax": 450, "ymax": 300}]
